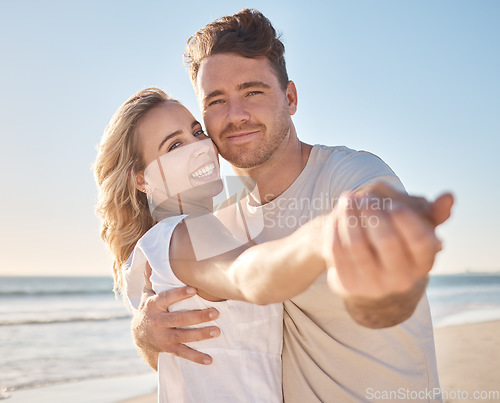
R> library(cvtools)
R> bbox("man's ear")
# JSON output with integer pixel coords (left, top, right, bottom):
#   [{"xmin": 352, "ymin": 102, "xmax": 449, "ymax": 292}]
[
  {"xmin": 134, "ymin": 171, "xmax": 146, "ymax": 192},
  {"xmin": 286, "ymin": 81, "xmax": 298, "ymax": 116}
]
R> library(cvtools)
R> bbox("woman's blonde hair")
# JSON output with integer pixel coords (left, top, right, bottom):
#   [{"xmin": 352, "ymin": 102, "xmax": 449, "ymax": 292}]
[{"xmin": 94, "ymin": 87, "xmax": 176, "ymax": 293}]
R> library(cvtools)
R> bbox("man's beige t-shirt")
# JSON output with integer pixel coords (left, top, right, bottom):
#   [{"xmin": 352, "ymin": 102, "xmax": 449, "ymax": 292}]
[{"xmin": 236, "ymin": 145, "xmax": 441, "ymax": 403}]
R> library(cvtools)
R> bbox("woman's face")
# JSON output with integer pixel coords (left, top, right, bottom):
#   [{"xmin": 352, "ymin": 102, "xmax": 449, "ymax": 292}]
[{"xmin": 135, "ymin": 101, "xmax": 221, "ymax": 200}]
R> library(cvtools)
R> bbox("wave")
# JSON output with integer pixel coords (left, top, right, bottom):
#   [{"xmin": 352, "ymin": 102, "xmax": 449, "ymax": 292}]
[
  {"xmin": 432, "ymin": 307, "xmax": 500, "ymax": 328},
  {"xmin": 0, "ymin": 289, "xmax": 113, "ymax": 297},
  {"xmin": 0, "ymin": 313, "xmax": 131, "ymax": 326},
  {"xmin": 3, "ymin": 370, "xmax": 151, "ymax": 394}
]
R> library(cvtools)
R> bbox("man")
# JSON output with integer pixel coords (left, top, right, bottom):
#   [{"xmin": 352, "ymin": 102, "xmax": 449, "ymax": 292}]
[{"xmin": 130, "ymin": 9, "xmax": 452, "ymax": 402}]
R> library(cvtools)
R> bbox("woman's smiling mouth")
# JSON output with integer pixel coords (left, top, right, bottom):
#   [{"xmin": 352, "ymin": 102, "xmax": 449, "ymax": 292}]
[{"xmin": 191, "ymin": 162, "xmax": 216, "ymax": 179}]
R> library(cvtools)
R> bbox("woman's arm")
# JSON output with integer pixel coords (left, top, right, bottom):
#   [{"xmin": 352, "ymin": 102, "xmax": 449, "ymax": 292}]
[{"xmin": 169, "ymin": 214, "xmax": 326, "ymax": 304}]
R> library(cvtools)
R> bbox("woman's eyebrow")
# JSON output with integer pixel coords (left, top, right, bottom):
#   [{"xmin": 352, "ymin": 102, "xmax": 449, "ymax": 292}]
[
  {"xmin": 157, "ymin": 122, "xmax": 201, "ymax": 151},
  {"xmin": 158, "ymin": 130, "xmax": 181, "ymax": 151}
]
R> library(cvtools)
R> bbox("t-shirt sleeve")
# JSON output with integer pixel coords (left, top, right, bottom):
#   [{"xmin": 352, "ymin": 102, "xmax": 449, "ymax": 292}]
[
  {"xmin": 328, "ymin": 150, "xmax": 405, "ymax": 202},
  {"xmin": 122, "ymin": 246, "xmax": 148, "ymax": 311},
  {"xmin": 122, "ymin": 215, "xmax": 187, "ymax": 310}
]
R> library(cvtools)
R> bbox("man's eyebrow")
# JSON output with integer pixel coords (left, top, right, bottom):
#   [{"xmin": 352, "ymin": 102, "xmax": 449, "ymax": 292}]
[
  {"xmin": 192, "ymin": 120, "xmax": 201, "ymax": 128},
  {"xmin": 203, "ymin": 90, "xmax": 223, "ymax": 104},
  {"xmin": 238, "ymin": 81, "xmax": 271, "ymax": 91},
  {"xmin": 158, "ymin": 130, "xmax": 181, "ymax": 151},
  {"xmin": 202, "ymin": 82, "xmax": 271, "ymax": 104}
]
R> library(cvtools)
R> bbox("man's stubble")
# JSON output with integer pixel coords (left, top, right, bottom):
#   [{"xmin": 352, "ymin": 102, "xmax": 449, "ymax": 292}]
[{"xmin": 217, "ymin": 102, "xmax": 291, "ymax": 170}]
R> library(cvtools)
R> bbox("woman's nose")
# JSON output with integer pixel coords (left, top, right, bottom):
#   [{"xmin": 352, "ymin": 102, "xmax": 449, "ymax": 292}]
[{"xmin": 191, "ymin": 139, "xmax": 211, "ymax": 157}]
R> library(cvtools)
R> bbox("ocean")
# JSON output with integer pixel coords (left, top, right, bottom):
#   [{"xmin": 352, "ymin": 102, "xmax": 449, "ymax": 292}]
[
  {"xmin": 427, "ymin": 273, "xmax": 500, "ymax": 327},
  {"xmin": 0, "ymin": 276, "xmax": 151, "ymax": 397},
  {"xmin": 1, "ymin": 274, "xmax": 500, "ymax": 396}
]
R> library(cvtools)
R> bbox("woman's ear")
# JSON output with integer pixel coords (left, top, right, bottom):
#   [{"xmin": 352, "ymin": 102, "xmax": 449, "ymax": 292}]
[{"xmin": 134, "ymin": 171, "xmax": 146, "ymax": 193}]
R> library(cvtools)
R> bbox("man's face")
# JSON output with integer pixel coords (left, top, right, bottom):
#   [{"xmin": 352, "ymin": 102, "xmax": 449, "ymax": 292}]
[{"xmin": 195, "ymin": 54, "xmax": 297, "ymax": 169}]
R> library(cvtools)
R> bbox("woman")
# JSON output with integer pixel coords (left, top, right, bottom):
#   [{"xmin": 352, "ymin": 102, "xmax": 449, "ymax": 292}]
[{"xmin": 94, "ymin": 88, "xmax": 327, "ymax": 402}]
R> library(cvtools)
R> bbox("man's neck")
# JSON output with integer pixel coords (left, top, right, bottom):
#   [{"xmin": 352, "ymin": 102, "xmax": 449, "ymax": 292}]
[{"xmin": 233, "ymin": 132, "xmax": 312, "ymax": 204}]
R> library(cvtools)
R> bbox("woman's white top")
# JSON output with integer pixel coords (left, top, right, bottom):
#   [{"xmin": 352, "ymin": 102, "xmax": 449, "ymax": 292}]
[{"xmin": 124, "ymin": 215, "xmax": 283, "ymax": 403}]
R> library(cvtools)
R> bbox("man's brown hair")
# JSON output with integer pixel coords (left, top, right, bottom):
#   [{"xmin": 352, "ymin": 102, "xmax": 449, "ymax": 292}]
[{"xmin": 184, "ymin": 8, "xmax": 289, "ymax": 90}]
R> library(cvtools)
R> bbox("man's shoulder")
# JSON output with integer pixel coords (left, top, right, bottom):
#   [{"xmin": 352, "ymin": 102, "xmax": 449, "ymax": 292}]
[
  {"xmin": 309, "ymin": 144, "xmax": 403, "ymax": 193},
  {"xmin": 311, "ymin": 144, "xmax": 386, "ymax": 170},
  {"xmin": 313, "ymin": 144, "xmax": 356, "ymax": 154}
]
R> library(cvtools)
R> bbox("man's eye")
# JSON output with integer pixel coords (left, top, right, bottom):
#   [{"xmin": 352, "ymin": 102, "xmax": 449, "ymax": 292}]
[
  {"xmin": 208, "ymin": 99, "xmax": 223, "ymax": 107},
  {"xmin": 194, "ymin": 129, "xmax": 206, "ymax": 137},
  {"xmin": 168, "ymin": 142, "xmax": 181, "ymax": 152},
  {"xmin": 247, "ymin": 91, "xmax": 263, "ymax": 97}
]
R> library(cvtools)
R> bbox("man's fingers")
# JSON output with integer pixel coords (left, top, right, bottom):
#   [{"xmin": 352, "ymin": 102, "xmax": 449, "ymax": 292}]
[
  {"xmin": 343, "ymin": 201, "xmax": 379, "ymax": 274},
  {"xmin": 331, "ymin": 215, "xmax": 358, "ymax": 294},
  {"xmin": 429, "ymin": 193, "xmax": 454, "ymax": 227},
  {"xmin": 169, "ymin": 344, "xmax": 214, "ymax": 365},
  {"xmin": 163, "ymin": 325, "xmax": 220, "ymax": 344},
  {"xmin": 155, "ymin": 308, "xmax": 219, "ymax": 328},
  {"xmin": 152, "ymin": 286, "xmax": 198, "ymax": 310},
  {"xmin": 390, "ymin": 204, "xmax": 441, "ymax": 272},
  {"xmin": 365, "ymin": 208, "xmax": 410, "ymax": 274}
]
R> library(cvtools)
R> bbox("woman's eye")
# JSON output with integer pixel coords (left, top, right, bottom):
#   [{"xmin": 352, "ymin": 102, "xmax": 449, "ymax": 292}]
[
  {"xmin": 168, "ymin": 142, "xmax": 181, "ymax": 152},
  {"xmin": 194, "ymin": 129, "xmax": 206, "ymax": 137}
]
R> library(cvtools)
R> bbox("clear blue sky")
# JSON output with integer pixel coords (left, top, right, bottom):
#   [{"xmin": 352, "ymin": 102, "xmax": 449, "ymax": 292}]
[{"xmin": 0, "ymin": 0, "xmax": 498, "ymax": 276}]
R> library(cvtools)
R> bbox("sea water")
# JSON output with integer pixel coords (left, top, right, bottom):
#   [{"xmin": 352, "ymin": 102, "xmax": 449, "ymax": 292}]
[
  {"xmin": 428, "ymin": 273, "xmax": 500, "ymax": 327},
  {"xmin": 1, "ymin": 274, "xmax": 500, "ymax": 395},
  {"xmin": 0, "ymin": 276, "xmax": 151, "ymax": 395}
]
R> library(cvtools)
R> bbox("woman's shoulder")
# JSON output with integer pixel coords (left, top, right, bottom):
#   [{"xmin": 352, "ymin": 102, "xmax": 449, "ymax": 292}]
[{"xmin": 140, "ymin": 214, "xmax": 188, "ymax": 244}]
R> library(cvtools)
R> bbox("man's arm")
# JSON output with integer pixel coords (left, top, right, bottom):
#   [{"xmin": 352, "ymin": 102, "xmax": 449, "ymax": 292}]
[
  {"xmin": 170, "ymin": 213, "xmax": 326, "ymax": 304},
  {"xmin": 173, "ymin": 182, "xmax": 453, "ymax": 323}
]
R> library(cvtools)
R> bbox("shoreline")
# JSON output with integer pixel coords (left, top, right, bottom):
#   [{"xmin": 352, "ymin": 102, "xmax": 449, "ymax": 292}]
[
  {"xmin": 5, "ymin": 320, "xmax": 499, "ymax": 402},
  {"xmin": 4, "ymin": 373, "xmax": 157, "ymax": 403}
]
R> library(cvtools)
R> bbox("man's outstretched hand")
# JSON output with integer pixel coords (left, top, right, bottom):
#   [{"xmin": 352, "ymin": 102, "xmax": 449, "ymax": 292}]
[
  {"xmin": 131, "ymin": 286, "xmax": 220, "ymax": 370},
  {"xmin": 323, "ymin": 182, "xmax": 454, "ymax": 328}
]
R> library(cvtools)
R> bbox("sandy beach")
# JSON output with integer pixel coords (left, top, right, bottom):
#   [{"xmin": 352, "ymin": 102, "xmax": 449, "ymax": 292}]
[
  {"xmin": 434, "ymin": 321, "xmax": 500, "ymax": 402},
  {"xmin": 117, "ymin": 320, "xmax": 500, "ymax": 403}
]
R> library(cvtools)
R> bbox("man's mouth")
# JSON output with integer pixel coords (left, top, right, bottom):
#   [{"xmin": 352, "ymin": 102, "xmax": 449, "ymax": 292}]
[
  {"xmin": 191, "ymin": 162, "xmax": 216, "ymax": 179},
  {"xmin": 228, "ymin": 130, "xmax": 256, "ymax": 137},
  {"xmin": 225, "ymin": 131, "xmax": 259, "ymax": 142}
]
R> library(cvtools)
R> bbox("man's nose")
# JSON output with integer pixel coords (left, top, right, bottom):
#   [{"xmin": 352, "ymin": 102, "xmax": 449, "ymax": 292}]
[{"xmin": 226, "ymin": 97, "xmax": 250, "ymax": 124}]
